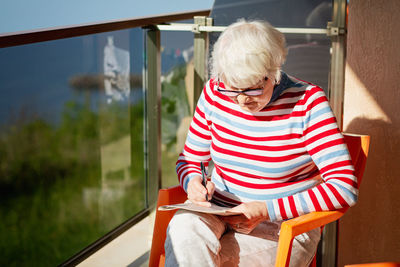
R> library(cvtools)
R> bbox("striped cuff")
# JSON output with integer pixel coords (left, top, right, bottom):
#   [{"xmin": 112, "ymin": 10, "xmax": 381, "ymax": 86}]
[
  {"xmin": 266, "ymin": 199, "xmax": 278, "ymax": 222},
  {"xmin": 182, "ymin": 173, "xmax": 199, "ymax": 192}
]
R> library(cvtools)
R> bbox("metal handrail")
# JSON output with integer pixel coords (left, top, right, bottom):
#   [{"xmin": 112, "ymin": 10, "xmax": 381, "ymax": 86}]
[
  {"xmin": 157, "ymin": 23, "xmax": 328, "ymax": 35},
  {"xmin": 0, "ymin": 9, "xmax": 210, "ymax": 48}
]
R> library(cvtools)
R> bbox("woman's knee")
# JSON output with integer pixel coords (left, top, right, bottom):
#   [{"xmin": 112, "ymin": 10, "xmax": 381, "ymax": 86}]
[
  {"xmin": 166, "ymin": 211, "xmax": 225, "ymax": 252},
  {"xmin": 165, "ymin": 211, "xmax": 224, "ymax": 266},
  {"xmin": 167, "ymin": 211, "xmax": 204, "ymax": 237}
]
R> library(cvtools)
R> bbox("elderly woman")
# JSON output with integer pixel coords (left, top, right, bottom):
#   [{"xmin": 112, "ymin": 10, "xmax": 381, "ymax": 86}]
[{"xmin": 165, "ymin": 19, "xmax": 357, "ymax": 266}]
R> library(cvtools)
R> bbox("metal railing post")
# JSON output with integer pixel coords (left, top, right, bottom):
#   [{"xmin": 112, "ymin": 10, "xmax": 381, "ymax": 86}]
[
  {"xmin": 328, "ymin": 0, "xmax": 347, "ymax": 129},
  {"xmin": 145, "ymin": 28, "xmax": 162, "ymax": 206},
  {"xmin": 321, "ymin": 0, "xmax": 347, "ymax": 266},
  {"xmin": 192, "ymin": 16, "xmax": 212, "ymax": 113}
]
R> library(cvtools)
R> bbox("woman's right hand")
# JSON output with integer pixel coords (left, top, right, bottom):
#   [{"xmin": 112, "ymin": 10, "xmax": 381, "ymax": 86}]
[{"xmin": 187, "ymin": 176, "xmax": 215, "ymax": 207}]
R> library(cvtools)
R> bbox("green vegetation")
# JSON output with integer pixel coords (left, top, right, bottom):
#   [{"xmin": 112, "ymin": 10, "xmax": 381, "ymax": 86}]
[
  {"xmin": 0, "ymin": 94, "xmax": 145, "ymax": 266},
  {"xmin": 0, "ymin": 60, "xmax": 189, "ymax": 266},
  {"xmin": 161, "ymin": 64, "xmax": 191, "ymax": 188}
]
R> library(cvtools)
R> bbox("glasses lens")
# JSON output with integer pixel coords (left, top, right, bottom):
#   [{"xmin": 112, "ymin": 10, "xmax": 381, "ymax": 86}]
[
  {"xmin": 244, "ymin": 89, "xmax": 263, "ymax": 96},
  {"xmin": 218, "ymin": 89, "xmax": 239, "ymax": 97},
  {"xmin": 216, "ymin": 79, "xmax": 264, "ymax": 97}
]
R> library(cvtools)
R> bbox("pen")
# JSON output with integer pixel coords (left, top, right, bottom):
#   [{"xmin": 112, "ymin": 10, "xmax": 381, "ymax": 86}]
[{"xmin": 200, "ymin": 162, "xmax": 209, "ymax": 201}]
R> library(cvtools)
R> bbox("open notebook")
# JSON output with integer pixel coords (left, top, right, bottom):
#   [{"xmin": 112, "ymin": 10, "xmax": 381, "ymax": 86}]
[{"xmin": 158, "ymin": 202, "xmax": 241, "ymax": 216}]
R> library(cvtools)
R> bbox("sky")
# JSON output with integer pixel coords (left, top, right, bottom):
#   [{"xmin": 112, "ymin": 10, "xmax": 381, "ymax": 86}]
[{"xmin": 0, "ymin": 0, "xmax": 214, "ymax": 34}]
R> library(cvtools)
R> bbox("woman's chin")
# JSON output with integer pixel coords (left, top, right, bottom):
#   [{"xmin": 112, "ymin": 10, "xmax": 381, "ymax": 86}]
[{"xmin": 239, "ymin": 104, "xmax": 260, "ymax": 113}]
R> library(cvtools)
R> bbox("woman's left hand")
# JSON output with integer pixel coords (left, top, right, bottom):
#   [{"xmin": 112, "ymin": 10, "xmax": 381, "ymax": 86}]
[{"xmin": 220, "ymin": 201, "xmax": 269, "ymax": 234}]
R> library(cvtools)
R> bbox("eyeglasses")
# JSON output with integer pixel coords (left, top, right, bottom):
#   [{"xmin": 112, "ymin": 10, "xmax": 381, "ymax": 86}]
[{"xmin": 216, "ymin": 77, "xmax": 268, "ymax": 97}]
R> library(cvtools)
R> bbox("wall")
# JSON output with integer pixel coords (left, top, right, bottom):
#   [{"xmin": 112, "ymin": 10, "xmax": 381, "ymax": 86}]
[{"xmin": 339, "ymin": 0, "xmax": 400, "ymax": 265}]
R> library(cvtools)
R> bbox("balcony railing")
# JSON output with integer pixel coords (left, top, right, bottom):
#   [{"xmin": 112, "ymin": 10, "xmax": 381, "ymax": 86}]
[{"xmin": 0, "ymin": 9, "xmax": 210, "ymax": 267}]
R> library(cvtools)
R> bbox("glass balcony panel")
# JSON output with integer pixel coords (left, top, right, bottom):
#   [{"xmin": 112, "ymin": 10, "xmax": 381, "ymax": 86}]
[
  {"xmin": 0, "ymin": 28, "xmax": 146, "ymax": 266},
  {"xmin": 160, "ymin": 29, "xmax": 194, "ymax": 188}
]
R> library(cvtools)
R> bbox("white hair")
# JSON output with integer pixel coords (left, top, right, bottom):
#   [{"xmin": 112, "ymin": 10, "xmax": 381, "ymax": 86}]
[{"xmin": 210, "ymin": 19, "xmax": 287, "ymax": 88}]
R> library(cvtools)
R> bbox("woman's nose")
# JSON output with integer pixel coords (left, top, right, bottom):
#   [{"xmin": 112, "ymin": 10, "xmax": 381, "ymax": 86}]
[{"xmin": 236, "ymin": 94, "xmax": 250, "ymax": 104}]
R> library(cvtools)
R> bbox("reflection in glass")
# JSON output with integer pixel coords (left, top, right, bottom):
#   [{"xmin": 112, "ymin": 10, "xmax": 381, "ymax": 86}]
[
  {"xmin": 104, "ymin": 36, "xmax": 131, "ymax": 103},
  {"xmin": 0, "ymin": 28, "xmax": 145, "ymax": 266},
  {"xmin": 160, "ymin": 29, "xmax": 194, "ymax": 188},
  {"xmin": 210, "ymin": 0, "xmax": 332, "ymax": 28}
]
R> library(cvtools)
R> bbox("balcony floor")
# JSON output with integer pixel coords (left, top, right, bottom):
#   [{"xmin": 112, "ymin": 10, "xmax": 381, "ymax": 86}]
[{"xmin": 78, "ymin": 211, "xmax": 156, "ymax": 267}]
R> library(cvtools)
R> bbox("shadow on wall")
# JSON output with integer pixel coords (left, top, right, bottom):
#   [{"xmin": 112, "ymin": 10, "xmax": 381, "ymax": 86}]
[
  {"xmin": 343, "ymin": 118, "xmax": 400, "ymax": 262},
  {"xmin": 338, "ymin": 0, "xmax": 400, "ymax": 264}
]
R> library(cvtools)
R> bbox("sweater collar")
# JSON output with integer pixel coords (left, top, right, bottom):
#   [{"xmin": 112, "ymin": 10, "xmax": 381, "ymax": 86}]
[{"xmin": 268, "ymin": 71, "xmax": 303, "ymax": 105}]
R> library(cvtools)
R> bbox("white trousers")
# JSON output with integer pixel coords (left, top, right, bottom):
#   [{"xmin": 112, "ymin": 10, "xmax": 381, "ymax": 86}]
[{"xmin": 165, "ymin": 209, "xmax": 321, "ymax": 267}]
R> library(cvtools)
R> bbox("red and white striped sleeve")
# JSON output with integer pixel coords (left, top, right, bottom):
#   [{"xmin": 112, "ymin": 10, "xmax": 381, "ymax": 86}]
[
  {"xmin": 175, "ymin": 80, "xmax": 213, "ymax": 191},
  {"xmin": 265, "ymin": 86, "xmax": 358, "ymax": 221}
]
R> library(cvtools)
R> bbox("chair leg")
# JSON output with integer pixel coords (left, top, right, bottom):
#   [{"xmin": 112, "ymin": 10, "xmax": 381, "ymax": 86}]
[{"xmin": 275, "ymin": 231, "xmax": 294, "ymax": 267}]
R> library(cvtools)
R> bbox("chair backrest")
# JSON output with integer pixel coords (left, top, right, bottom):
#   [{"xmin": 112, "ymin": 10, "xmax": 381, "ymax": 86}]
[
  {"xmin": 342, "ymin": 133, "xmax": 370, "ymax": 189},
  {"xmin": 276, "ymin": 133, "xmax": 370, "ymax": 267}
]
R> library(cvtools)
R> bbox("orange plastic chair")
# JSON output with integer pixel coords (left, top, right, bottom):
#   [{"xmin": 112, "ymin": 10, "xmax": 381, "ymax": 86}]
[
  {"xmin": 149, "ymin": 185, "xmax": 187, "ymax": 267},
  {"xmin": 149, "ymin": 133, "xmax": 370, "ymax": 267},
  {"xmin": 344, "ymin": 263, "xmax": 400, "ymax": 267},
  {"xmin": 276, "ymin": 133, "xmax": 370, "ymax": 266}
]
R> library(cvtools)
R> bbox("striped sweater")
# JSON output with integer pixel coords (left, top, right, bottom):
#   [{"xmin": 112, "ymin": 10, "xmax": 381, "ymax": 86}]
[{"xmin": 176, "ymin": 72, "xmax": 358, "ymax": 222}]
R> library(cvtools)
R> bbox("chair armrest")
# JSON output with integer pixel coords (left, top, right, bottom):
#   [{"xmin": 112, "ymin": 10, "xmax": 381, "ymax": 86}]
[
  {"xmin": 281, "ymin": 208, "xmax": 348, "ymax": 237},
  {"xmin": 156, "ymin": 185, "xmax": 187, "ymax": 207},
  {"xmin": 275, "ymin": 208, "xmax": 347, "ymax": 267}
]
